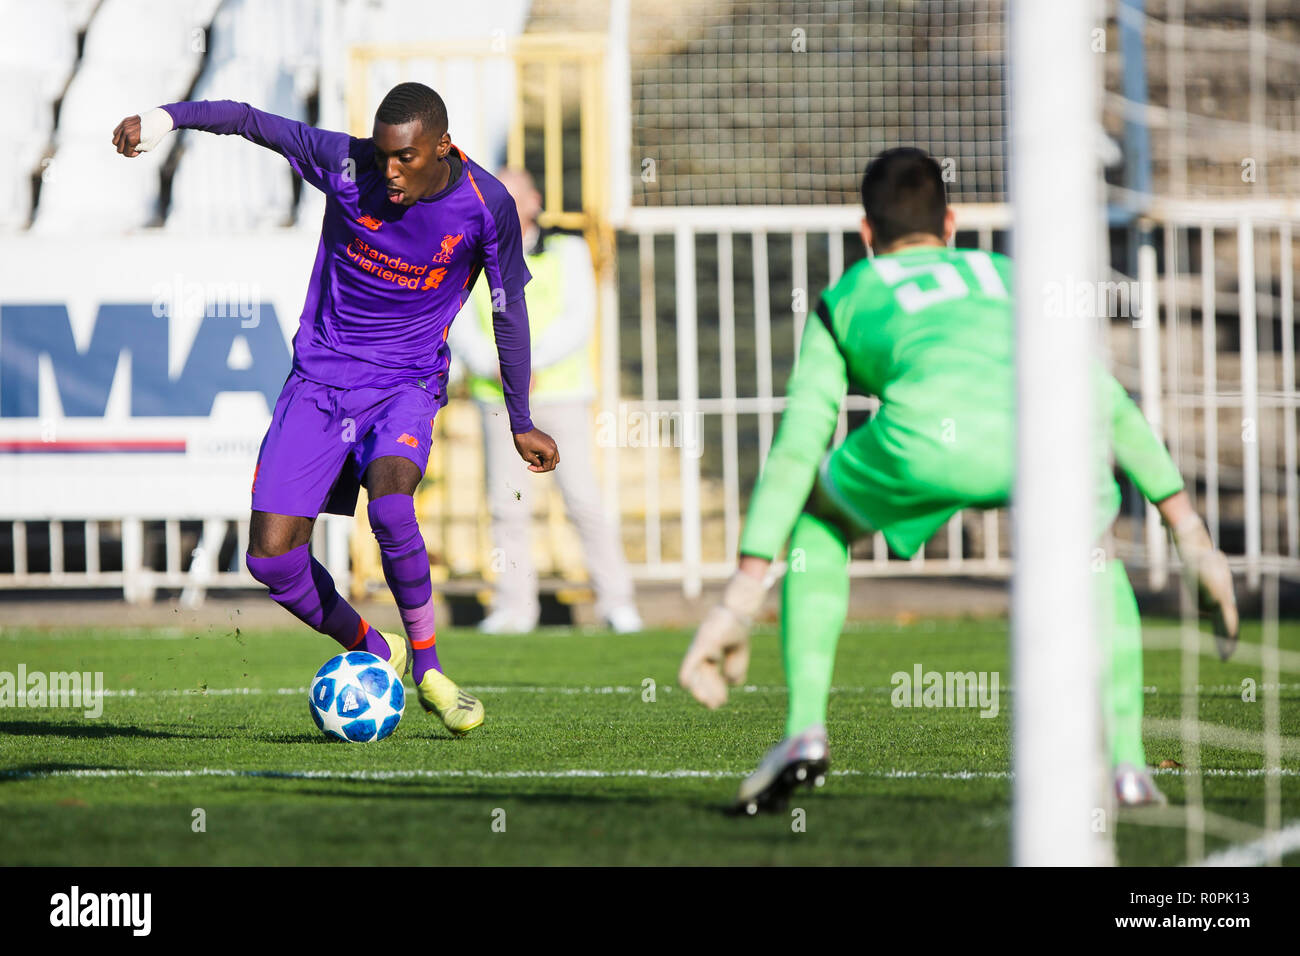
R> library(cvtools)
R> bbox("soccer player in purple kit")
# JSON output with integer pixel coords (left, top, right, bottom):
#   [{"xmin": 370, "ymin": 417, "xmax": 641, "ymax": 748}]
[{"xmin": 111, "ymin": 82, "xmax": 559, "ymax": 735}]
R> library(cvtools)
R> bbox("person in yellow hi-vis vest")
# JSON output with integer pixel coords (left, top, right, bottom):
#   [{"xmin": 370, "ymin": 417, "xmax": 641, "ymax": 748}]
[{"xmin": 448, "ymin": 169, "xmax": 643, "ymax": 634}]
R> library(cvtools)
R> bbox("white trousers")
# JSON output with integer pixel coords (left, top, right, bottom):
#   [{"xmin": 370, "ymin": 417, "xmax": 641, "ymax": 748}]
[{"xmin": 478, "ymin": 398, "xmax": 635, "ymax": 621}]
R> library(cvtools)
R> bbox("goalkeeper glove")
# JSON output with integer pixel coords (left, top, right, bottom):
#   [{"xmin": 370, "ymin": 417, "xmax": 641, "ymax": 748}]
[
  {"xmin": 678, "ymin": 569, "xmax": 768, "ymax": 709},
  {"xmin": 1171, "ymin": 514, "xmax": 1240, "ymax": 661}
]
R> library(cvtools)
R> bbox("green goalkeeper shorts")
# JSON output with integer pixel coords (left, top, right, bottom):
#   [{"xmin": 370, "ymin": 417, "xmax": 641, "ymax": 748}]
[{"xmin": 815, "ymin": 416, "xmax": 1123, "ymax": 559}]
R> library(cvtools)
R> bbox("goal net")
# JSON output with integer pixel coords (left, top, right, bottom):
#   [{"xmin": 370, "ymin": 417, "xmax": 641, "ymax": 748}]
[{"xmin": 1101, "ymin": 0, "xmax": 1299, "ymax": 866}]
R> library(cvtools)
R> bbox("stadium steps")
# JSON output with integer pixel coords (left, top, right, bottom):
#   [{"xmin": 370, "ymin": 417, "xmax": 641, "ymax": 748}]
[
  {"xmin": 32, "ymin": 0, "xmax": 224, "ymax": 234},
  {"xmin": 0, "ymin": 0, "xmax": 79, "ymax": 229},
  {"xmin": 1102, "ymin": 1, "xmax": 1300, "ymax": 198}
]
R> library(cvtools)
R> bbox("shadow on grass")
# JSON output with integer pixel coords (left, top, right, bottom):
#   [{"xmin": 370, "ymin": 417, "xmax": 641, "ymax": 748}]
[
  {"xmin": 290, "ymin": 735, "xmax": 503, "ymax": 746},
  {"xmin": 0, "ymin": 764, "xmax": 847, "ymax": 817},
  {"xmin": 0, "ymin": 720, "xmax": 210, "ymax": 741},
  {"xmin": 0, "ymin": 717, "xmax": 372, "ymax": 748},
  {"xmin": 0, "ymin": 761, "xmax": 137, "ymax": 782},
  {"xmin": 240, "ymin": 731, "xmax": 336, "ymax": 745},
  {"xmin": 0, "ymin": 718, "xmax": 342, "ymax": 745},
  {"xmin": 228, "ymin": 777, "xmax": 896, "ymax": 817},
  {"xmin": 237, "ymin": 781, "xmax": 696, "ymax": 809}
]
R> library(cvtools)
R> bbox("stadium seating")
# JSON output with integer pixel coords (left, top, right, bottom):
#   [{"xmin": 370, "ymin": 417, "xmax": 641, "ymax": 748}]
[
  {"xmin": 32, "ymin": 0, "xmax": 222, "ymax": 234},
  {"xmin": 336, "ymin": 0, "xmax": 528, "ymax": 165},
  {"xmin": 165, "ymin": 62, "xmax": 306, "ymax": 233},
  {"xmin": 0, "ymin": 0, "xmax": 77, "ymax": 228},
  {"xmin": 167, "ymin": 0, "xmax": 320, "ymax": 232},
  {"xmin": 204, "ymin": 0, "xmax": 320, "ymax": 75},
  {"xmin": 11, "ymin": 0, "xmax": 529, "ymax": 232}
]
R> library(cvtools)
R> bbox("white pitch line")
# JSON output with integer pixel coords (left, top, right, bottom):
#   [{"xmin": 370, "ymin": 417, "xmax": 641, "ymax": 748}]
[
  {"xmin": 65, "ymin": 681, "xmax": 1300, "ymax": 700},
  {"xmin": 0, "ymin": 621, "xmax": 967, "ymax": 641},
  {"xmin": 92, "ymin": 685, "xmax": 669, "ymax": 698},
  {"xmin": 0, "ymin": 767, "xmax": 1019, "ymax": 783},
  {"xmin": 1199, "ymin": 821, "xmax": 1300, "ymax": 866},
  {"xmin": 1154, "ymin": 767, "xmax": 1300, "ymax": 778},
  {"xmin": 0, "ymin": 768, "xmax": 751, "ymax": 781},
  {"xmin": 3, "ymin": 766, "xmax": 1296, "ymax": 784},
  {"xmin": 93, "ymin": 684, "xmax": 851, "ymax": 698}
]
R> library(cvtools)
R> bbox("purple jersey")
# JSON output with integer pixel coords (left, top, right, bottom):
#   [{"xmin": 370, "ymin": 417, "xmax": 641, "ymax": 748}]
[{"xmin": 161, "ymin": 100, "xmax": 535, "ymax": 433}]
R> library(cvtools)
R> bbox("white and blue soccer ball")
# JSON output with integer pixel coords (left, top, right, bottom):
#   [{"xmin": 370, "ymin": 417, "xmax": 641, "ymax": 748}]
[{"xmin": 308, "ymin": 651, "xmax": 405, "ymax": 742}]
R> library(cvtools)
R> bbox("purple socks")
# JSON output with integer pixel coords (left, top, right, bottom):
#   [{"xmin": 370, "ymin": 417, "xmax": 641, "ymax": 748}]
[
  {"xmin": 245, "ymin": 497, "xmax": 439, "ymax": 679},
  {"xmin": 368, "ymin": 493, "xmax": 441, "ymax": 681},
  {"xmin": 246, "ymin": 543, "xmax": 374, "ymax": 652}
]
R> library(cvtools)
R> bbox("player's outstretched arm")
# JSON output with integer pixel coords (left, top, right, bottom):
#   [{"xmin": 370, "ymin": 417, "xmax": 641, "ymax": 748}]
[
  {"xmin": 1106, "ymin": 373, "xmax": 1239, "ymax": 658},
  {"xmin": 112, "ymin": 101, "xmax": 354, "ymax": 190},
  {"xmin": 680, "ymin": 304, "xmax": 848, "ymax": 709}
]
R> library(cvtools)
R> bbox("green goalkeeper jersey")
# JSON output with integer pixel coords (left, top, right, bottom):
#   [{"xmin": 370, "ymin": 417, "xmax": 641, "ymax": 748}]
[{"xmin": 739, "ymin": 245, "xmax": 1183, "ymax": 561}]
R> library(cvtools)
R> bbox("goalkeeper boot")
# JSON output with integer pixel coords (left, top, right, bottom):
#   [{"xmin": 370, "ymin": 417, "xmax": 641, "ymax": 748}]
[
  {"xmin": 377, "ymin": 630, "xmax": 411, "ymax": 679},
  {"xmin": 1114, "ymin": 762, "xmax": 1167, "ymax": 808},
  {"xmin": 415, "ymin": 668, "xmax": 484, "ymax": 736},
  {"xmin": 731, "ymin": 725, "xmax": 829, "ymax": 816}
]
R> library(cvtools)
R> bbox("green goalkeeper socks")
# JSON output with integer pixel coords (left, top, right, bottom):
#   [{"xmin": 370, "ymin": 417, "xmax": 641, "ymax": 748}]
[
  {"xmin": 780, "ymin": 513, "xmax": 1146, "ymax": 767},
  {"xmin": 782, "ymin": 511, "xmax": 851, "ymax": 737},
  {"xmin": 1099, "ymin": 558, "xmax": 1147, "ymax": 769}
]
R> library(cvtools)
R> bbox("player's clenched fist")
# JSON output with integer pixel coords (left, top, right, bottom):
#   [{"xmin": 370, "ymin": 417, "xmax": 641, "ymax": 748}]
[
  {"xmin": 111, "ymin": 107, "xmax": 174, "ymax": 157},
  {"xmin": 514, "ymin": 428, "xmax": 559, "ymax": 473},
  {"xmin": 679, "ymin": 569, "xmax": 768, "ymax": 708}
]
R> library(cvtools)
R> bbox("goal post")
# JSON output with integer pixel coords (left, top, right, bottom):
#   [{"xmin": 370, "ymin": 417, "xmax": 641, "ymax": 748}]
[{"xmin": 1010, "ymin": 0, "xmax": 1111, "ymax": 866}]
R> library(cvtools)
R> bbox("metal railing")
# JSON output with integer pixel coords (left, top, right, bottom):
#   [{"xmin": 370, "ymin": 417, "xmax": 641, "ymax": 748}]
[
  {"xmin": 0, "ymin": 515, "xmax": 351, "ymax": 605},
  {"xmin": 3, "ymin": 200, "xmax": 1294, "ymax": 602},
  {"xmin": 611, "ymin": 204, "xmax": 1014, "ymax": 598},
  {"xmin": 1137, "ymin": 198, "xmax": 1300, "ymax": 591}
]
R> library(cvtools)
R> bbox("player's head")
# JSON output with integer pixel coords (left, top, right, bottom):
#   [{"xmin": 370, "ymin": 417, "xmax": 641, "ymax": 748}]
[
  {"xmin": 495, "ymin": 168, "xmax": 542, "ymax": 232},
  {"xmin": 373, "ymin": 82, "xmax": 452, "ymax": 205},
  {"xmin": 859, "ymin": 147, "xmax": 954, "ymax": 254}
]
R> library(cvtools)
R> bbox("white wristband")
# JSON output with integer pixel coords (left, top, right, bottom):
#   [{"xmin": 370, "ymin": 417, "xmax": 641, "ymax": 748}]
[{"xmin": 135, "ymin": 107, "xmax": 174, "ymax": 153}]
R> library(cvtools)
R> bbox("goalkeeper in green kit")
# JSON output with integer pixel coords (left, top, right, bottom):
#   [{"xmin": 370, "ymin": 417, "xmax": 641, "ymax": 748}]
[{"xmin": 679, "ymin": 148, "xmax": 1239, "ymax": 815}]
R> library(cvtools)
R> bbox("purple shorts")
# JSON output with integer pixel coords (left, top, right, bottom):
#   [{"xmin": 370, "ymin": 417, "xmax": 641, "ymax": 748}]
[{"xmin": 251, "ymin": 372, "xmax": 444, "ymax": 518}]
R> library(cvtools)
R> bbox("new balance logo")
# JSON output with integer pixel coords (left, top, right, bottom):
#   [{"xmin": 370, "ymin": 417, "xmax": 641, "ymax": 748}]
[
  {"xmin": 355, "ymin": 215, "xmax": 383, "ymax": 231},
  {"xmin": 396, "ymin": 433, "xmax": 418, "ymax": 449}
]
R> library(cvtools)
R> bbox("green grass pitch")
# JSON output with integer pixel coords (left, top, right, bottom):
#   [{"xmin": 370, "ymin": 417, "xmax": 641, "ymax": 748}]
[{"xmin": 1, "ymin": 616, "xmax": 1297, "ymax": 865}]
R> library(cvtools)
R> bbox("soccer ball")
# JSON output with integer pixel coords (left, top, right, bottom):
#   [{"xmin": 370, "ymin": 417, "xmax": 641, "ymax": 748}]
[{"xmin": 308, "ymin": 651, "xmax": 405, "ymax": 742}]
